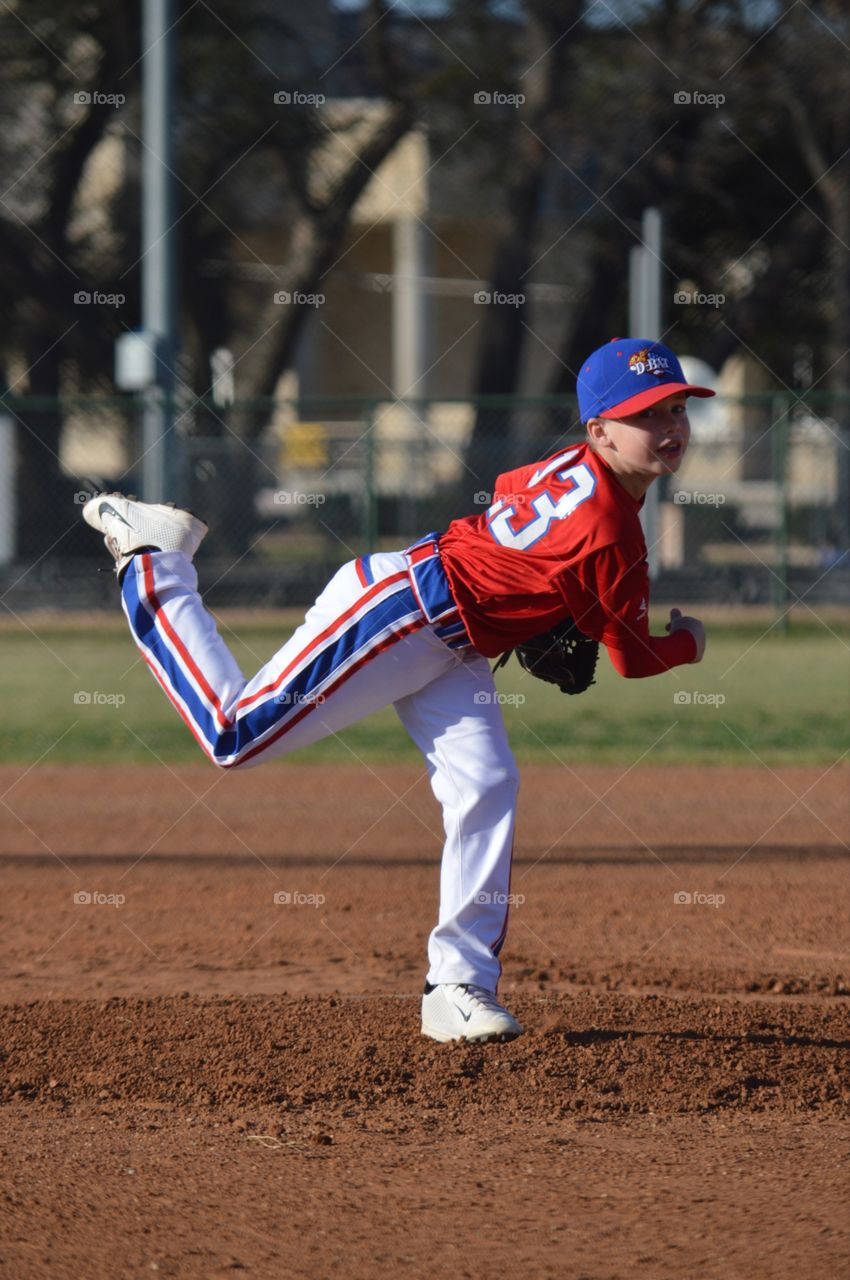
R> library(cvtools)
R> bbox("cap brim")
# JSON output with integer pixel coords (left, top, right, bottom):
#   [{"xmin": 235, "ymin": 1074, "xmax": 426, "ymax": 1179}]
[{"xmin": 598, "ymin": 382, "xmax": 715, "ymax": 420}]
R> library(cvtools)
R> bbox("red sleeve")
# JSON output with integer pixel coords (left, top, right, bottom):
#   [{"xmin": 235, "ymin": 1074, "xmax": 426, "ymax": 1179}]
[
  {"xmin": 559, "ymin": 546, "xmax": 697, "ymax": 678},
  {"xmin": 606, "ymin": 625, "xmax": 697, "ymax": 677}
]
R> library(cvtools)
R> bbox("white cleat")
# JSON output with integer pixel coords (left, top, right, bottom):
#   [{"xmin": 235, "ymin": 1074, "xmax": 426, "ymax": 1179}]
[
  {"xmin": 82, "ymin": 492, "xmax": 208, "ymax": 575},
  {"xmin": 421, "ymin": 983, "xmax": 523, "ymax": 1044}
]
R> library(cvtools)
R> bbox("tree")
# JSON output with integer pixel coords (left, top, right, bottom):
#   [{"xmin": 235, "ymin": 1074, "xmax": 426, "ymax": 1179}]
[
  {"xmin": 0, "ymin": 0, "xmax": 418, "ymax": 557},
  {"xmin": 465, "ymin": 0, "xmax": 583, "ymax": 485},
  {"xmin": 0, "ymin": 1, "xmax": 142, "ymax": 557}
]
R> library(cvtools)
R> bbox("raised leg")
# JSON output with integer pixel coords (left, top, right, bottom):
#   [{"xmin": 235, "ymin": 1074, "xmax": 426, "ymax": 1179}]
[{"xmin": 121, "ymin": 549, "xmax": 458, "ymax": 768}]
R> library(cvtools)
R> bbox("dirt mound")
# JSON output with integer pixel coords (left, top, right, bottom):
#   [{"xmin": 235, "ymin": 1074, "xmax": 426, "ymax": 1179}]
[
  {"xmin": 1, "ymin": 764, "xmax": 848, "ymax": 1278},
  {"xmin": 3, "ymin": 993, "xmax": 848, "ymax": 1127}
]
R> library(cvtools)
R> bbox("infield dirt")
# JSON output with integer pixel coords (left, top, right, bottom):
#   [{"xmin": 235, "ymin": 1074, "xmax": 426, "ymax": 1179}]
[{"xmin": 1, "ymin": 764, "xmax": 848, "ymax": 1279}]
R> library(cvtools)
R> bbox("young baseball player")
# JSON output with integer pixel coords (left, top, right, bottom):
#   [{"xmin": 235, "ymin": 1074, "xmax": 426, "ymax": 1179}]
[{"xmin": 83, "ymin": 337, "xmax": 711, "ymax": 1043}]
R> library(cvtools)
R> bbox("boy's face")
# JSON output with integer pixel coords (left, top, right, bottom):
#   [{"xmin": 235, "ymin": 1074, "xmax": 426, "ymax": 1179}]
[{"xmin": 588, "ymin": 392, "xmax": 691, "ymax": 488}]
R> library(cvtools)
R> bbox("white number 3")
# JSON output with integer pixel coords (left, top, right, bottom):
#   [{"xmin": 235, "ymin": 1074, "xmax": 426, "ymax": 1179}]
[{"xmin": 487, "ymin": 462, "xmax": 596, "ymax": 551}]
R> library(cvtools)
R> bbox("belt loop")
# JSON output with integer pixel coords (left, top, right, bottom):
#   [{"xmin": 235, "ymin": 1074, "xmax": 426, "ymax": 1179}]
[{"xmin": 405, "ymin": 538, "xmax": 438, "ymax": 568}]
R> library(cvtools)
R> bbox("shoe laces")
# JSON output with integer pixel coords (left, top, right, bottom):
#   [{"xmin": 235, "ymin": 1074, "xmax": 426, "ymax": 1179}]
[{"xmin": 448, "ymin": 983, "xmax": 504, "ymax": 1014}]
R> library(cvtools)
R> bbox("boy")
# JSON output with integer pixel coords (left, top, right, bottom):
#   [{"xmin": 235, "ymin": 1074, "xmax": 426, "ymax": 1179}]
[{"xmin": 83, "ymin": 337, "xmax": 712, "ymax": 1044}]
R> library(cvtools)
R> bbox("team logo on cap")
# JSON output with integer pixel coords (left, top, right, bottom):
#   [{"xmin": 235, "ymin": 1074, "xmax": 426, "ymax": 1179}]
[{"xmin": 628, "ymin": 348, "xmax": 671, "ymax": 378}]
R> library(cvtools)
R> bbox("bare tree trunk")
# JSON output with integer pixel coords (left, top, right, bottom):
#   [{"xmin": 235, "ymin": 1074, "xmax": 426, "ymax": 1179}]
[
  {"xmin": 230, "ymin": 103, "xmax": 415, "ymax": 438},
  {"xmin": 784, "ymin": 90, "xmax": 850, "ymax": 396},
  {"xmin": 202, "ymin": 105, "xmax": 414, "ymax": 554},
  {"xmin": 466, "ymin": 0, "xmax": 582, "ymax": 490}
]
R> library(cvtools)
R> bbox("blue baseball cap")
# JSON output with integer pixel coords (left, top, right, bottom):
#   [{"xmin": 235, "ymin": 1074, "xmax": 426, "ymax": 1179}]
[{"xmin": 577, "ymin": 338, "xmax": 715, "ymax": 421}]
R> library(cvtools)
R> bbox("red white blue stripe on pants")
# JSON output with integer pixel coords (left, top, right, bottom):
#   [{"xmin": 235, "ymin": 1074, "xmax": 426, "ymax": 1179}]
[{"xmin": 121, "ymin": 540, "xmax": 470, "ymax": 769}]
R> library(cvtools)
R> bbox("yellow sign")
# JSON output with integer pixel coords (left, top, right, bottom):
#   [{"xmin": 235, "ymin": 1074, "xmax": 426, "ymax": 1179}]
[{"xmin": 282, "ymin": 423, "xmax": 328, "ymax": 469}]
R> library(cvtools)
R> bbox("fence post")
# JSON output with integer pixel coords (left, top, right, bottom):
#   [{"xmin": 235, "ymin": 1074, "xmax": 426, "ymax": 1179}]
[
  {"xmin": 773, "ymin": 394, "xmax": 791, "ymax": 632},
  {"xmin": 0, "ymin": 405, "xmax": 14, "ymax": 564},
  {"xmin": 363, "ymin": 401, "xmax": 378, "ymax": 552}
]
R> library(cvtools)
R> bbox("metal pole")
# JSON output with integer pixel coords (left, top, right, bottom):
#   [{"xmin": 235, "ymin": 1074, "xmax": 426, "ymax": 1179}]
[
  {"xmin": 391, "ymin": 132, "xmax": 430, "ymax": 529},
  {"xmin": 628, "ymin": 246, "xmax": 642, "ymax": 337},
  {"xmin": 392, "ymin": 217, "xmax": 429, "ymax": 401},
  {"xmin": 631, "ymin": 208, "xmax": 663, "ymax": 577},
  {"xmin": 774, "ymin": 394, "xmax": 791, "ymax": 633},
  {"xmin": 141, "ymin": 0, "xmax": 176, "ymax": 501},
  {"xmin": 641, "ymin": 207, "xmax": 662, "ymax": 338}
]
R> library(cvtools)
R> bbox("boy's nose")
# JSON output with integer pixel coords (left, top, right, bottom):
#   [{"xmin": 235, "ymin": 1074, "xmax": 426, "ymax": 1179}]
[{"xmin": 660, "ymin": 412, "xmax": 687, "ymax": 431}]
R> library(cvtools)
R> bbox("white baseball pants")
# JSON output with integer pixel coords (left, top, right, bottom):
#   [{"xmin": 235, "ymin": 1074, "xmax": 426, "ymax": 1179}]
[{"xmin": 120, "ymin": 540, "xmax": 519, "ymax": 991}]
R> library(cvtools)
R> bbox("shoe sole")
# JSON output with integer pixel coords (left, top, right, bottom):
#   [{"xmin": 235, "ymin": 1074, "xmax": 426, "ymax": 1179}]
[
  {"xmin": 83, "ymin": 497, "xmax": 207, "ymax": 538},
  {"xmin": 421, "ymin": 1024, "xmax": 522, "ymax": 1044}
]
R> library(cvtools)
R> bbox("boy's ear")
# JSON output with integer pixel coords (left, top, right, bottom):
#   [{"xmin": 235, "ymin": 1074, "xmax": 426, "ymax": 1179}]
[{"xmin": 586, "ymin": 417, "xmax": 613, "ymax": 448}]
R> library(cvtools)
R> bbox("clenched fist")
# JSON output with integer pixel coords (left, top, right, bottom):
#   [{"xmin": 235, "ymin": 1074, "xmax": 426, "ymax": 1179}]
[{"xmin": 666, "ymin": 607, "xmax": 706, "ymax": 663}]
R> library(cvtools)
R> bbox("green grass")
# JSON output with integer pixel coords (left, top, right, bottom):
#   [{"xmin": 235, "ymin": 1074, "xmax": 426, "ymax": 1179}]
[{"xmin": 2, "ymin": 618, "xmax": 847, "ymax": 768}]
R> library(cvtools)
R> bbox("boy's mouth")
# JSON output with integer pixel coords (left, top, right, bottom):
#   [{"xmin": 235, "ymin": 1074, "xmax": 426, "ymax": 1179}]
[{"xmin": 657, "ymin": 440, "xmax": 684, "ymax": 460}]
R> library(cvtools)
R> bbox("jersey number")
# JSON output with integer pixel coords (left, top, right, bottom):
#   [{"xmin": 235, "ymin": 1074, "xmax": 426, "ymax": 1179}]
[{"xmin": 487, "ymin": 462, "xmax": 596, "ymax": 551}]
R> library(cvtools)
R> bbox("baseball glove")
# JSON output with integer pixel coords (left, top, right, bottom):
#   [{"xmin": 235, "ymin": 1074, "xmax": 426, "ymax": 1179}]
[{"xmin": 494, "ymin": 617, "xmax": 599, "ymax": 695}]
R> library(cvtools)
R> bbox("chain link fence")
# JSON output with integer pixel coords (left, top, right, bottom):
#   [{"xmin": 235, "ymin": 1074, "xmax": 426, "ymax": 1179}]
[{"xmin": 1, "ymin": 392, "xmax": 848, "ymax": 614}]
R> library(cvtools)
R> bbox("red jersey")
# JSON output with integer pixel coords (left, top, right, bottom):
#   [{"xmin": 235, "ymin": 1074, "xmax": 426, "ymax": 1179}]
[{"xmin": 438, "ymin": 442, "xmax": 695, "ymax": 676}]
